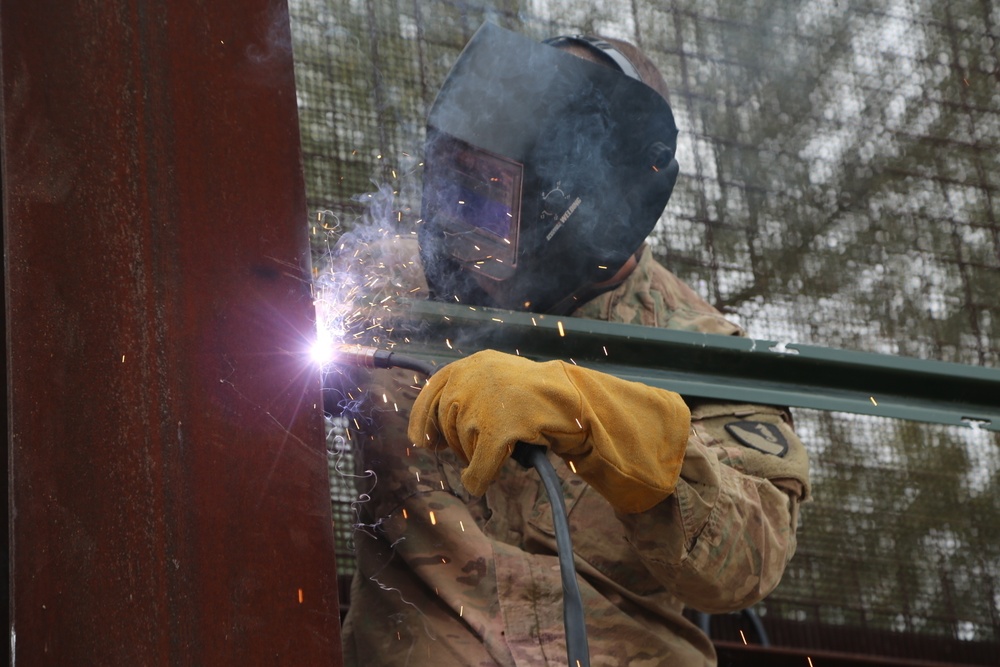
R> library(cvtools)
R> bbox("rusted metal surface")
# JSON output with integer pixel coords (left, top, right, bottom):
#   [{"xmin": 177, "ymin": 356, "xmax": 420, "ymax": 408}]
[{"xmin": 2, "ymin": 1, "xmax": 341, "ymax": 664}]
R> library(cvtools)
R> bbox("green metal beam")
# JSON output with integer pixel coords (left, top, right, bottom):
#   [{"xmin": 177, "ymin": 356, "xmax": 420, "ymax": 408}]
[{"xmin": 384, "ymin": 299, "xmax": 1000, "ymax": 432}]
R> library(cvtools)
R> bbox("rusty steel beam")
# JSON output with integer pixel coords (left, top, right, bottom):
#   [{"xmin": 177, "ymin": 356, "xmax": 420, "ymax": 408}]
[{"xmin": 2, "ymin": 1, "xmax": 341, "ymax": 664}]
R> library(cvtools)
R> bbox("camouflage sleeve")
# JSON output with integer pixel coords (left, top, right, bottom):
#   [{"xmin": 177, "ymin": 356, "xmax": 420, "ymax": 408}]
[{"xmin": 618, "ymin": 401, "xmax": 809, "ymax": 614}]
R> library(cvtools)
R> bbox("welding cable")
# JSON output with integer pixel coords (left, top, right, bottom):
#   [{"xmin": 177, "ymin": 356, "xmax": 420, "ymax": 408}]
[
  {"xmin": 511, "ymin": 442, "xmax": 591, "ymax": 667},
  {"xmin": 331, "ymin": 344, "xmax": 590, "ymax": 667}
]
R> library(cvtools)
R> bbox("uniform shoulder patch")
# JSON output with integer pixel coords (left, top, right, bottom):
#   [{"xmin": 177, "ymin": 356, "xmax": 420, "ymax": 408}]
[{"xmin": 724, "ymin": 420, "xmax": 789, "ymax": 457}]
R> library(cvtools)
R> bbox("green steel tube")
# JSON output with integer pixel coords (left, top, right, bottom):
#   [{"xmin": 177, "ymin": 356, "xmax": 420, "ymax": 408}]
[{"xmin": 380, "ymin": 299, "xmax": 1000, "ymax": 432}]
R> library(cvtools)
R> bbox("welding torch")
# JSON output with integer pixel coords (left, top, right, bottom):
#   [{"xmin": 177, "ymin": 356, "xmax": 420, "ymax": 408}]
[{"xmin": 327, "ymin": 343, "xmax": 591, "ymax": 667}]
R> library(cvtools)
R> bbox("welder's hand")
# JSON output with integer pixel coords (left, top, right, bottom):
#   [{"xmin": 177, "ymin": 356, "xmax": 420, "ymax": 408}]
[{"xmin": 408, "ymin": 349, "xmax": 691, "ymax": 514}]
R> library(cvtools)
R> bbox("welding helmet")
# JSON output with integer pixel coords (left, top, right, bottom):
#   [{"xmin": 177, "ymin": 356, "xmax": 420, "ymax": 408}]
[{"xmin": 419, "ymin": 22, "xmax": 680, "ymax": 314}]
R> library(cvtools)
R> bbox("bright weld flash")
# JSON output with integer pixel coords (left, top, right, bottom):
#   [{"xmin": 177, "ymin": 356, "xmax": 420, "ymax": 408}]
[{"xmin": 310, "ymin": 328, "xmax": 338, "ymax": 367}]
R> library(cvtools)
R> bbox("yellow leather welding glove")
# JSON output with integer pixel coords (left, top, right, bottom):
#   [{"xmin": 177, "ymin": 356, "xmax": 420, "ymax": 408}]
[{"xmin": 408, "ymin": 349, "xmax": 691, "ymax": 514}]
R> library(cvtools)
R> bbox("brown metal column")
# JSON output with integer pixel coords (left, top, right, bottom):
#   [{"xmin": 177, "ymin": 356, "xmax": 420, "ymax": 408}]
[{"xmin": 2, "ymin": 1, "xmax": 342, "ymax": 664}]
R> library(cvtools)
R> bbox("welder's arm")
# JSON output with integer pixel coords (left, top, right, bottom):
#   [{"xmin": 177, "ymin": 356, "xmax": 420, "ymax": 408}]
[
  {"xmin": 408, "ymin": 349, "xmax": 691, "ymax": 514},
  {"xmin": 618, "ymin": 402, "xmax": 810, "ymax": 613}
]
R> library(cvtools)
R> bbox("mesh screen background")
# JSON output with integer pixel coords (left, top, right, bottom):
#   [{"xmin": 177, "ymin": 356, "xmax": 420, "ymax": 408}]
[{"xmin": 290, "ymin": 0, "xmax": 1000, "ymax": 660}]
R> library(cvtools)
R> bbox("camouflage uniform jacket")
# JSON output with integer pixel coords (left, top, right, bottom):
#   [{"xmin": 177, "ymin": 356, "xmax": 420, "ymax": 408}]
[{"xmin": 339, "ymin": 238, "xmax": 810, "ymax": 666}]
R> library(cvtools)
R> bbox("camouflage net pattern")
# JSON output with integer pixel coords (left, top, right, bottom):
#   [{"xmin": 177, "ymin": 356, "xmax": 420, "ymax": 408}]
[{"xmin": 290, "ymin": 0, "xmax": 999, "ymax": 660}]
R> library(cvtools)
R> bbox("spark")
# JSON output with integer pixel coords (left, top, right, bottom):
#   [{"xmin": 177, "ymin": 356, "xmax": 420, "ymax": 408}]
[
  {"xmin": 568, "ymin": 461, "xmax": 577, "ymax": 474},
  {"xmin": 429, "ymin": 510, "xmax": 437, "ymax": 525},
  {"xmin": 402, "ymin": 508, "xmax": 408, "ymax": 519},
  {"xmin": 574, "ymin": 418, "xmax": 583, "ymax": 429},
  {"xmin": 121, "ymin": 354, "xmax": 126, "ymax": 363},
  {"xmin": 739, "ymin": 629, "xmax": 747, "ymax": 645},
  {"xmin": 446, "ymin": 339, "xmax": 453, "ymax": 349},
  {"xmin": 807, "ymin": 659, "xmax": 814, "ymax": 667},
  {"xmin": 415, "ymin": 471, "xmax": 420, "ymax": 482},
  {"xmin": 557, "ymin": 321, "xmax": 566, "ymax": 337},
  {"xmin": 870, "ymin": 396, "xmax": 878, "ymax": 406},
  {"xmin": 603, "ymin": 345, "xmax": 608, "ymax": 356},
  {"xmin": 459, "ymin": 520, "xmax": 465, "ymax": 532},
  {"xmin": 492, "ymin": 317, "xmax": 504, "ymax": 323},
  {"xmin": 298, "ymin": 588, "xmax": 304, "ymax": 604},
  {"xmin": 459, "ymin": 605, "xmax": 464, "ymax": 617}
]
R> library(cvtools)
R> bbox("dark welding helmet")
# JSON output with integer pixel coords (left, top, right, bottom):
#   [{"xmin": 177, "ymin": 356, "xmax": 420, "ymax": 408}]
[{"xmin": 419, "ymin": 22, "xmax": 679, "ymax": 314}]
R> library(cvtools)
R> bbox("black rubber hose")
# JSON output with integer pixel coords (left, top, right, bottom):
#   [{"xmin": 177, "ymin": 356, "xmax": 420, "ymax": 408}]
[
  {"xmin": 379, "ymin": 350, "xmax": 438, "ymax": 378},
  {"xmin": 512, "ymin": 443, "xmax": 591, "ymax": 667}
]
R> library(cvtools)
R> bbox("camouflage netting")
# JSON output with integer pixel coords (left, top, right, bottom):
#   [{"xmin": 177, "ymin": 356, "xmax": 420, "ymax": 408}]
[{"xmin": 290, "ymin": 0, "xmax": 999, "ymax": 660}]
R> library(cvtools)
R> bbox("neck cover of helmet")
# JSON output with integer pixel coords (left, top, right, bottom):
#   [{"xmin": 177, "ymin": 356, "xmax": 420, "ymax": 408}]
[{"xmin": 419, "ymin": 22, "xmax": 679, "ymax": 314}]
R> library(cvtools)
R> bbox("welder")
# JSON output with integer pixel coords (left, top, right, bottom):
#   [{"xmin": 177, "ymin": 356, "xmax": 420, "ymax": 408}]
[{"xmin": 337, "ymin": 23, "xmax": 810, "ymax": 666}]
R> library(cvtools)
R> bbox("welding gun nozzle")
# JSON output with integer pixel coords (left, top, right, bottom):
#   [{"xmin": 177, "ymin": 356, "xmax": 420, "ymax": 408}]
[
  {"xmin": 331, "ymin": 343, "xmax": 393, "ymax": 369},
  {"xmin": 328, "ymin": 343, "xmax": 438, "ymax": 377}
]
